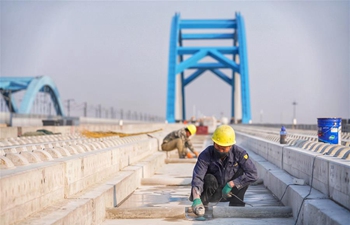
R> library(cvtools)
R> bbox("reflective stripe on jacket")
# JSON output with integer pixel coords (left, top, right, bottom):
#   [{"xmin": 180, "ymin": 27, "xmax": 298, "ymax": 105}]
[{"xmin": 191, "ymin": 145, "xmax": 258, "ymax": 193}]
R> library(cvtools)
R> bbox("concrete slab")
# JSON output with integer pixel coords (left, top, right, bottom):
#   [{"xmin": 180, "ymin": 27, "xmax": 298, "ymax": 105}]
[
  {"xmin": 141, "ymin": 177, "xmax": 192, "ymax": 186},
  {"xmin": 106, "ymin": 206, "xmax": 184, "ymax": 219},
  {"xmin": 101, "ymin": 135, "xmax": 299, "ymax": 225},
  {"xmin": 165, "ymin": 158, "xmax": 197, "ymax": 164},
  {"xmin": 102, "ymin": 217, "xmax": 296, "ymax": 225},
  {"xmin": 108, "ymin": 148, "xmax": 289, "ymax": 224},
  {"xmin": 213, "ymin": 206, "xmax": 292, "ymax": 218}
]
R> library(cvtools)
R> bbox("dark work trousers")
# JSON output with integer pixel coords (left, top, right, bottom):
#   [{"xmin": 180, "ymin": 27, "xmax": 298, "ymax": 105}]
[
  {"xmin": 161, "ymin": 139, "xmax": 186, "ymax": 158},
  {"xmin": 191, "ymin": 171, "xmax": 249, "ymax": 206}
]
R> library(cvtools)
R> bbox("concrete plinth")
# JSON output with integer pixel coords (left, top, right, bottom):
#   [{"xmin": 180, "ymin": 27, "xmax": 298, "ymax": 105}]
[
  {"xmin": 213, "ymin": 206, "xmax": 292, "ymax": 218},
  {"xmin": 165, "ymin": 158, "xmax": 197, "ymax": 164},
  {"xmin": 141, "ymin": 177, "xmax": 191, "ymax": 186},
  {"xmin": 106, "ymin": 206, "xmax": 185, "ymax": 219}
]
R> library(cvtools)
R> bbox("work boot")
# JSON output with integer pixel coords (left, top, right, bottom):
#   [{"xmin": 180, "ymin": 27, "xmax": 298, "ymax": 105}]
[{"xmin": 186, "ymin": 152, "xmax": 193, "ymax": 158}]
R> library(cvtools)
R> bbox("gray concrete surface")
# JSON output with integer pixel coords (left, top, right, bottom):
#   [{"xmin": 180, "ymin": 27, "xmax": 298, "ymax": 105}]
[
  {"xmin": 102, "ymin": 135, "xmax": 296, "ymax": 225},
  {"xmin": 103, "ymin": 218, "xmax": 296, "ymax": 225},
  {"xmin": 213, "ymin": 206, "xmax": 292, "ymax": 218},
  {"xmin": 2, "ymin": 124, "xmax": 349, "ymax": 224}
]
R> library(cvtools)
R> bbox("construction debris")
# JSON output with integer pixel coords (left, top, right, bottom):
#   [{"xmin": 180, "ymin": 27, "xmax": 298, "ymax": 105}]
[{"xmin": 81, "ymin": 129, "xmax": 163, "ymax": 138}]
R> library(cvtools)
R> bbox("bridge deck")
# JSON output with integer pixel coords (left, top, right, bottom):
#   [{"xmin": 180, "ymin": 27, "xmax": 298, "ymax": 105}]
[
  {"xmin": 103, "ymin": 135, "xmax": 295, "ymax": 224},
  {"xmin": 1, "ymin": 124, "xmax": 349, "ymax": 225}
]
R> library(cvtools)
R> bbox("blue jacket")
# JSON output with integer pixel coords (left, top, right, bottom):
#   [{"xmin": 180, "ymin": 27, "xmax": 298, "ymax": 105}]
[{"xmin": 191, "ymin": 145, "xmax": 258, "ymax": 193}]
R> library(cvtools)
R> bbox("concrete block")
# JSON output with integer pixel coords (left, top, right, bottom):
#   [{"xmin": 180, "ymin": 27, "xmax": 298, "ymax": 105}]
[
  {"xmin": 91, "ymin": 142, "xmax": 103, "ymax": 150},
  {"xmin": 141, "ymin": 177, "xmax": 191, "ymax": 186},
  {"xmin": 106, "ymin": 169, "xmax": 142, "ymax": 206},
  {"xmin": 264, "ymin": 169, "xmax": 294, "ymax": 204},
  {"xmin": 0, "ymin": 155, "xmax": 15, "ymax": 169},
  {"xmin": 45, "ymin": 148, "xmax": 63, "ymax": 158},
  {"xmin": 250, "ymin": 158, "xmax": 281, "ymax": 183},
  {"xmin": 248, "ymin": 146, "xmax": 333, "ymax": 220},
  {"xmin": 64, "ymin": 158, "xmax": 84, "ymax": 197},
  {"xmin": 238, "ymin": 133, "xmax": 284, "ymax": 168},
  {"xmin": 238, "ymin": 133, "xmax": 350, "ymax": 215},
  {"xmin": 21, "ymin": 151, "xmax": 42, "ymax": 163},
  {"xmin": 5, "ymin": 153, "xmax": 30, "ymax": 166},
  {"xmin": 213, "ymin": 206, "xmax": 292, "ymax": 218},
  {"xmin": 81, "ymin": 144, "xmax": 93, "ymax": 152},
  {"xmin": 33, "ymin": 149, "xmax": 53, "ymax": 161},
  {"xmin": 129, "ymin": 139, "xmax": 156, "ymax": 165},
  {"xmin": 245, "ymin": 149, "xmax": 266, "ymax": 163},
  {"xmin": 54, "ymin": 147, "xmax": 71, "ymax": 157},
  {"xmin": 21, "ymin": 149, "xmax": 154, "ymax": 225},
  {"xmin": 26, "ymin": 199, "xmax": 94, "ymax": 225},
  {"xmin": 303, "ymin": 199, "xmax": 350, "ymax": 225},
  {"xmin": 71, "ymin": 145, "xmax": 86, "ymax": 154},
  {"xmin": 64, "ymin": 145, "xmax": 80, "ymax": 155},
  {"xmin": 0, "ymin": 127, "xmax": 18, "ymax": 139},
  {"xmin": 135, "ymin": 152, "xmax": 166, "ymax": 178},
  {"xmin": 265, "ymin": 142, "xmax": 284, "ymax": 169},
  {"xmin": 0, "ymin": 163, "xmax": 65, "ymax": 225},
  {"xmin": 63, "ymin": 150, "xmax": 116, "ymax": 197},
  {"xmin": 77, "ymin": 185, "xmax": 115, "ymax": 224},
  {"xmin": 106, "ymin": 206, "xmax": 184, "ymax": 219},
  {"xmin": 116, "ymin": 145, "xmax": 133, "ymax": 170},
  {"xmin": 288, "ymin": 184, "xmax": 327, "ymax": 221},
  {"xmin": 329, "ymin": 159, "xmax": 350, "ymax": 209},
  {"xmin": 165, "ymin": 158, "xmax": 197, "ymax": 164},
  {"xmin": 283, "ymin": 147, "xmax": 329, "ymax": 196},
  {"xmin": 81, "ymin": 151, "xmax": 112, "ymax": 179}
]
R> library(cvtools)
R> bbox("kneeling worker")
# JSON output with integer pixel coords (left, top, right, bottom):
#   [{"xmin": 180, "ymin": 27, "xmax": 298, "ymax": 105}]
[
  {"xmin": 161, "ymin": 124, "xmax": 199, "ymax": 158},
  {"xmin": 190, "ymin": 125, "xmax": 258, "ymax": 216}
]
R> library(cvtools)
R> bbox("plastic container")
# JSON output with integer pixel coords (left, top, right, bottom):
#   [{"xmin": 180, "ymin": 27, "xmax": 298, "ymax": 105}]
[
  {"xmin": 317, "ymin": 118, "xmax": 342, "ymax": 144},
  {"xmin": 280, "ymin": 126, "xmax": 287, "ymax": 144}
]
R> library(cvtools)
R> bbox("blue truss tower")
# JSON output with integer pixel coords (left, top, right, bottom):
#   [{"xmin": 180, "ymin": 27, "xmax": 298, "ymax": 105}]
[
  {"xmin": 166, "ymin": 12, "xmax": 251, "ymax": 124},
  {"xmin": 0, "ymin": 76, "xmax": 65, "ymax": 116}
]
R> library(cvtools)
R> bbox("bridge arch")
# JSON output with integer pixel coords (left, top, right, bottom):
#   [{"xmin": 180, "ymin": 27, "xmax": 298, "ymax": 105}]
[
  {"xmin": 0, "ymin": 76, "xmax": 65, "ymax": 116},
  {"xmin": 166, "ymin": 12, "xmax": 251, "ymax": 123}
]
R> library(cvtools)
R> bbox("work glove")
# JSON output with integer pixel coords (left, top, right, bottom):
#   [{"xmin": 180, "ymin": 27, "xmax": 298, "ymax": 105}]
[
  {"xmin": 194, "ymin": 151, "xmax": 199, "ymax": 158},
  {"xmin": 191, "ymin": 198, "xmax": 205, "ymax": 216},
  {"xmin": 221, "ymin": 183, "xmax": 233, "ymax": 199}
]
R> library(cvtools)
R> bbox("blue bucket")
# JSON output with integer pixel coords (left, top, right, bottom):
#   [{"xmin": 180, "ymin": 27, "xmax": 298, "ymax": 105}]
[{"xmin": 317, "ymin": 118, "xmax": 342, "ymax": 144}]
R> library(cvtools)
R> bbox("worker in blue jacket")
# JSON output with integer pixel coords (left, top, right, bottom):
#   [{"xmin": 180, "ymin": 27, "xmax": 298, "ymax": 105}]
[{"xmin": 189, "ymin": 125, "xmax": 258, "ymax": 216}]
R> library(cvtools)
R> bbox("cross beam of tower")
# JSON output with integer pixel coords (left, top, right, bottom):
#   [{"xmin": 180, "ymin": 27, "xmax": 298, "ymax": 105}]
[{"xmin": 166, "ymin": 12, "xmax": 251, "ymax": 124}]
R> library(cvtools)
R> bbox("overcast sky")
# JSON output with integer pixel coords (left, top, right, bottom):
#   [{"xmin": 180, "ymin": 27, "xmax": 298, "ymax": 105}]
[{"xmin": 1, "ymin": 0, "xmax": 349, "ymax": 124}]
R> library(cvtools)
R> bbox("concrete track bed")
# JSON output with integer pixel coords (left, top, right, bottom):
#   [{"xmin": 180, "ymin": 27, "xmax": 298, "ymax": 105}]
[{"xmin": 104, "ymin": 160, "xmax": 295, "ymax": 224}]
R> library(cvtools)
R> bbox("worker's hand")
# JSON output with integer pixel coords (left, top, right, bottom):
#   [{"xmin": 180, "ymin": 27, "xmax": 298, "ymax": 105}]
[
  {"xmin": 194, "ymin": 151, "xmax": 199, "ymax": 158},
  {"xmin": 191, "ymin": 198, "xmax": 205, "ymax": 216},
  {"xmin": 221, "ymin": 183, "xmax": 233, "ymax": 199}
]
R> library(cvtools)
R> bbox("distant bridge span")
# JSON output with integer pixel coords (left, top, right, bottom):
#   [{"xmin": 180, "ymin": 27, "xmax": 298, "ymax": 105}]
[{"xmin": 0, "ymin": 76, "xmax": 65, "ymax": 116}]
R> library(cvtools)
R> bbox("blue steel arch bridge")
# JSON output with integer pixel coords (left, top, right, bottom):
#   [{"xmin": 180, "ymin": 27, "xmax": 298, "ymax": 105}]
[
  {"xmin": 0, "ymin": 76, "xmax": 66, "ymax": 116},
  {"xmin": 166, "ymin": 12, "xmax": 251, "ymax": 124},
  {"xmin": 0, "ymin": 76, "xmax": 164, "ymax": 122}
]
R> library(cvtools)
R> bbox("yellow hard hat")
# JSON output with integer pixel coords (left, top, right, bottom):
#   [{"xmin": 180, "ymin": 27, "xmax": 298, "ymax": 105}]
[
  {"xmin": 211, "ymin": 125, "xmax": 236, "ymax": 146},
  {"xmin": 186, "ymin": 124, "xmax": 197, "ymax": 135}
]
